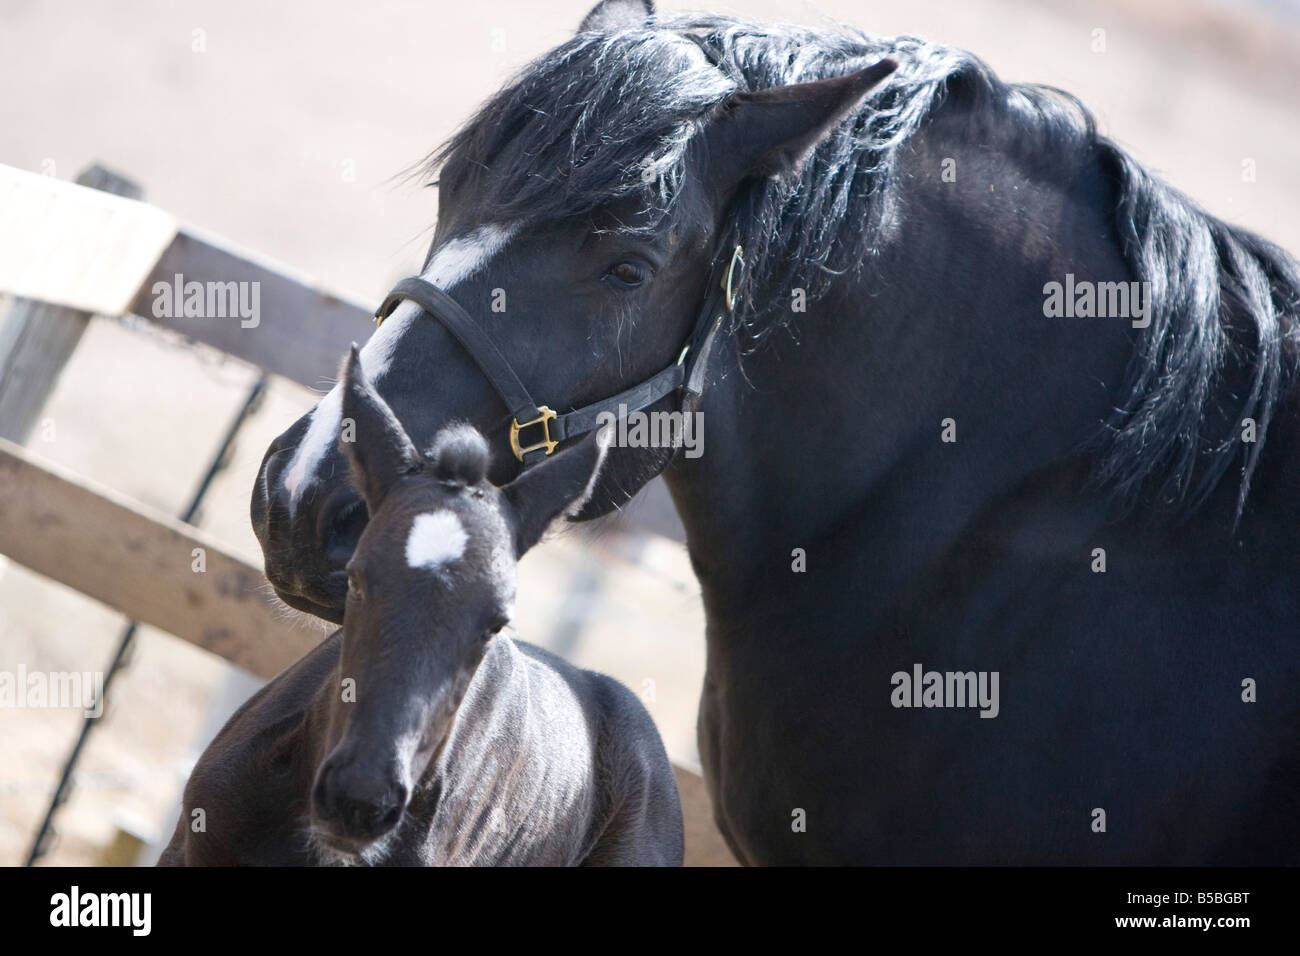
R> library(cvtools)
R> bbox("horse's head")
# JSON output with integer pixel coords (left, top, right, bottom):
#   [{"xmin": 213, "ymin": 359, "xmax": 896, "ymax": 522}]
[
  {"xmin": 309, "ymin": 347, "xmax": 607, "ymax": 862},
  {"xmin": 251, "ymin": 0, "xmax": 896, "ymax": 622}
]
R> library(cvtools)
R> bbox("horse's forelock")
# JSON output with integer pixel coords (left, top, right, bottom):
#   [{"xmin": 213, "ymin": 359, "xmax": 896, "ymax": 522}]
[{"xmin": 421, "ymin": 23, "xmax": 733, "ymax": 231}]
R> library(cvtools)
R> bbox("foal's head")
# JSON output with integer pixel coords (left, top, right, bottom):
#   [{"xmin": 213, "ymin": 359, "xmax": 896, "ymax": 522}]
[{"xmin": 309, "ymin": 347, "xmax": 608, "ymax": 863}]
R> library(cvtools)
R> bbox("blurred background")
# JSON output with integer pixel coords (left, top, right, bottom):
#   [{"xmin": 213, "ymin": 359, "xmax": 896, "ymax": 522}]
[{"xmin": 0, "ymin": 0, "xmax": 1297, "ymax": 865}]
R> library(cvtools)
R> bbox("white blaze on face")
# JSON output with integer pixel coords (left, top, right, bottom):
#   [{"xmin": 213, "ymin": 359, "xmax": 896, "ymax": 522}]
[
  {"xmin": 406, "ymin": 511, "xmax": 469, "ymax": 572},
  {"xmin": 281, "ymin": 223, "xmax": 517, "ymax": 509},
  {"xmin": 425, "ymin": 223, "xmax": 516, "ymax": 288}
]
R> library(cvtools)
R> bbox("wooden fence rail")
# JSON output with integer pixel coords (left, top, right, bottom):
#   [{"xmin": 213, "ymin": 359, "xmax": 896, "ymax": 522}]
[{"xmin": 0, "ymin": 438, "xmax": 321, "ymax": 677}]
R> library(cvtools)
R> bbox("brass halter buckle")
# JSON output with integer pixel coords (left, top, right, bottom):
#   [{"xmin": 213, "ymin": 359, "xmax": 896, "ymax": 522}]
[{"xmin": 510, "ymin": 405, "xmax": 558, "ymax": 461}]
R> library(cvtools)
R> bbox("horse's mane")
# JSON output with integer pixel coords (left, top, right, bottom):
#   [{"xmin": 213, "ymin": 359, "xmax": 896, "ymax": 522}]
[{"xmin": 422, "ymin": 13, "xmax": 1300, "ymax": 517}]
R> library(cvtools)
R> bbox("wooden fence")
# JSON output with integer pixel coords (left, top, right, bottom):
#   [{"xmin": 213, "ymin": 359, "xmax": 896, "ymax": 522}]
[{"xmin": 0, "ymin": 162, "xmax": 731, "ymax": 865}]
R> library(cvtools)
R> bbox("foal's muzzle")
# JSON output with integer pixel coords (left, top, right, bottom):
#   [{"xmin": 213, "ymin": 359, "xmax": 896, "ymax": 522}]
[{"xmin": 311, "ymin": 756, "xmax": 408, "ymax": 849}]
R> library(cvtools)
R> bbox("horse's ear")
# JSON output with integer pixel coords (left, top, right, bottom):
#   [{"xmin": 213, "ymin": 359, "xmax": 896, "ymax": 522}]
[
  {"xmin": 700, "ymin": 59, "xmax": 897, "ymax": 194},
  {"xmin": 501, "ymin": 430, "xmax": 610, "ymax": 557},
  {"xmin": 338, "ymin": 345, "xmax": 422, "ymax": 512},
  {"xmin": 579, "ymin": 0, "xmax": 653, "ymax": 33}
]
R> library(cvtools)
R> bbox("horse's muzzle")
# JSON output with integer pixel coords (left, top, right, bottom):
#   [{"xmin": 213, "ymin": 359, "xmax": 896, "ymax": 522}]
[
  {"xmin": 251, "ymin": 428, "xmax": 363, "ymax": 624},
  {"xmin": 311, "ymin": 756, "xmax": 408, "ymax": 851}
]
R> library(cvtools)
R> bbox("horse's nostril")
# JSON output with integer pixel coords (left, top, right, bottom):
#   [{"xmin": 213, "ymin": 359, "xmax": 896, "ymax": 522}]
[
  {"xmin": 322, "ymin": 496, "xmax": 369, "ymax": 566},
  {"xmin": 253, "ymin": 447, "xmax": 296, "ymax": 533},
  {"xmin": 382, "ymin": 783, "xmax": 408, "ymax": 828},
  {"xmin": 315, "ymin": 762, "xmax": 406, "ymax": 840},
  {"xmin": 351, "ymin": 784, "xmax": 406, "ymax": 838},
  {"xmin": 377, "ymin": 801, "xmax": 400, "ymax": 837},
  {"xmin": 342, "ymin": 794, "xmax": 402, "ymax": 838}
]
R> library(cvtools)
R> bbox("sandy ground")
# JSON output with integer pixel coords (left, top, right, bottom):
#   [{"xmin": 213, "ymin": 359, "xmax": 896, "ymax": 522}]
[{"xmin": 0, "ymin": 0, "xmax": 1296, "ymax": 865}]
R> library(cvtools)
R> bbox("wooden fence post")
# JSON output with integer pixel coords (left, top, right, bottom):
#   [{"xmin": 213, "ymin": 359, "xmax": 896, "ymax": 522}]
[{"xmin": 0, "ymin": 164, "xmax": 141, "ymax": 442}]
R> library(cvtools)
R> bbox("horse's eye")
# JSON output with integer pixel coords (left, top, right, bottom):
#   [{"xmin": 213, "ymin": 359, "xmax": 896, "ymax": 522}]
[
  {"xmin": 606, "ymin": 261, "xmax": 650, "ymax": 289},
  {"xmin": 347, "ymin": 570, "xmax": 364, "ymax": 601}
]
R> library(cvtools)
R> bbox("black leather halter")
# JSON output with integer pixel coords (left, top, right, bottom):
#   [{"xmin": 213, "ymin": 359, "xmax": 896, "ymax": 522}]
[{"xmin": 374, "ymin": 236, "xmax": 742, "ymax": 466}]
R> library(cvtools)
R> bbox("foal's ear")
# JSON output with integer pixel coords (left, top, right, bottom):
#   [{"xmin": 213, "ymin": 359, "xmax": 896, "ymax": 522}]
[
  {"xmin": 338, "ymin": 345, "xmax": 422, "ymax": 511},
  {"xmin": 578, "ymin": 0, "xmax": 653, "ymax": 33},
  {"xmin": 700, "ymin": 59, "xmax": 898, "ymax": 194},
  {"xmin": 502, "ymin": 431, "xmax": 610, "ymax": 557}
]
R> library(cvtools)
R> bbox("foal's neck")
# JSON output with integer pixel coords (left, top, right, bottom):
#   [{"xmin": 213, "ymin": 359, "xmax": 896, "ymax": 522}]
[{"xmin": 402, "ymin": 636, "xmax": 595, "ymax": 865}]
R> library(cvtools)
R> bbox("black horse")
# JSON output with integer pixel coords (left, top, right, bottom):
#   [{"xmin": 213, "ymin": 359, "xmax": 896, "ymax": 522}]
[{"xmin": 251, "ymin": 0, "xmax": 1300, "ymax": 863}]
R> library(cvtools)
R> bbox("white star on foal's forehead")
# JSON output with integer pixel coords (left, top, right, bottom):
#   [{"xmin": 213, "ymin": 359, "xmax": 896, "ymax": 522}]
[{"xmin": 405, "ymin": 511, "xmax": 469, "ymax": 572}]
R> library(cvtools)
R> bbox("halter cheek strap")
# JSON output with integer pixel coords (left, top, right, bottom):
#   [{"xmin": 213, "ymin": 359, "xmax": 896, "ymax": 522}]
[{"xmin": 374, "ymin": 237, "xmax": 741, "ymax": 466}]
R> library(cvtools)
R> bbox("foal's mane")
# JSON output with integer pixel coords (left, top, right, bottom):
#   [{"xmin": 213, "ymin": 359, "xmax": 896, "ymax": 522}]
[{"xmin": 421, "ymin": 13, "xmax": 1300, "ymax": 517}]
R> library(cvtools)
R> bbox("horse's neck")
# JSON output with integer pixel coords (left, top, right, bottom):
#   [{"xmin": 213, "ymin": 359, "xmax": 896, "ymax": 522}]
[
  {"xmin": 665, "ymin": 135, "xmax": 1141, "ymax": 626},
  {"xmin": 418, "ymin": 636, "xmax": 596, "ymax": 865}
]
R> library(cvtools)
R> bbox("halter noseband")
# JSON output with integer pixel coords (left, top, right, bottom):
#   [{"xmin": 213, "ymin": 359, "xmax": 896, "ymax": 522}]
[{"xmin": 373, "ymin": 237, "xmax": 742, "ymax": 466}]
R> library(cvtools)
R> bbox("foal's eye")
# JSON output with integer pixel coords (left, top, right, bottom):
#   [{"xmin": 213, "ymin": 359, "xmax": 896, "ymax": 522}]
[
  {"xmin": 346, "ymin": 570, "xmax": 364, "ymax": 601},
  {"xmin": 605, "ymin": 261, "xmax": 651, "ymax": 289}
]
